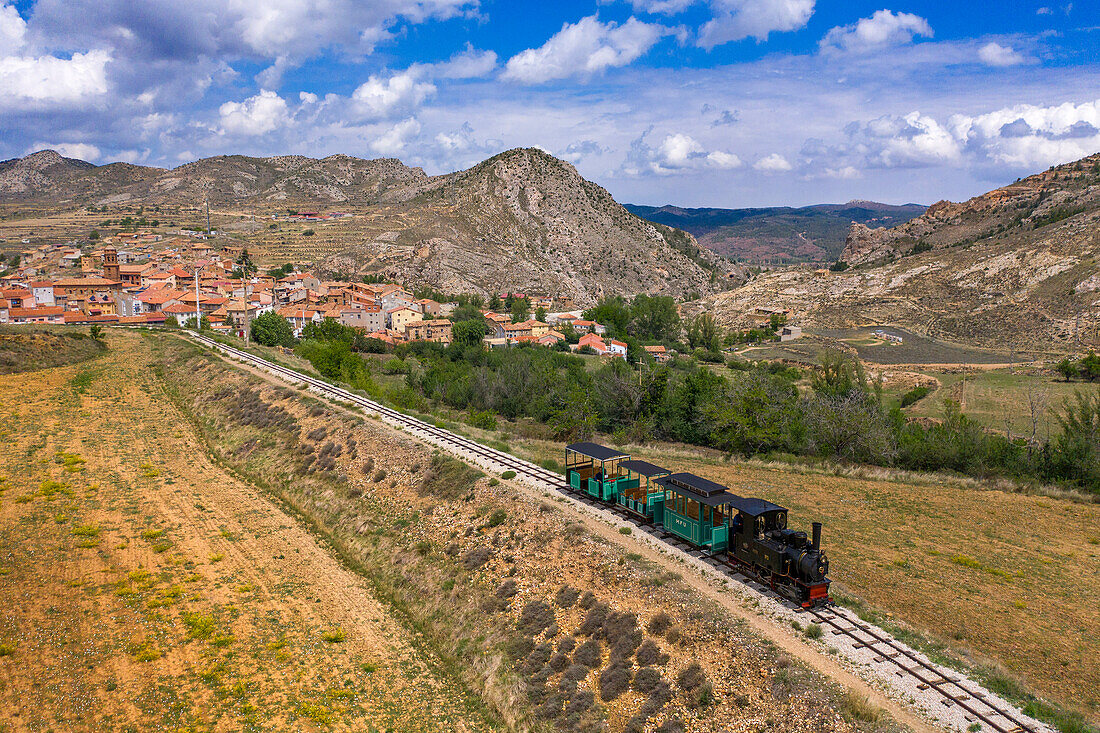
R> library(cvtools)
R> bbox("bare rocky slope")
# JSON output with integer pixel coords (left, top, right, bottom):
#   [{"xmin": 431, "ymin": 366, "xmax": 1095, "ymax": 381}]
[
  {"xmin": 703, "ymin": 153, "xmax": 1100, "ymax": 348},
  {"xmin": 0, "ymin": 148, "xmax": 727, "ymax": 305}
]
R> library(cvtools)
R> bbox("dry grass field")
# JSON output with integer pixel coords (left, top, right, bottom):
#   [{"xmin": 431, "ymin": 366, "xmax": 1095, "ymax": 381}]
[
  {"xmin": 0, "ymin": 327, "xmax": 106, "ymax": 374},
  {"xmin": 510, "ymin": 434, "xmax": 1100, "ymax": 727},
  {"xmin": 0, "ymin": 331, "xmax": 496, "ymax": 731},
  {"xmin": 0, "ymin": 329, "xmax": 903, "ymax": 733}
]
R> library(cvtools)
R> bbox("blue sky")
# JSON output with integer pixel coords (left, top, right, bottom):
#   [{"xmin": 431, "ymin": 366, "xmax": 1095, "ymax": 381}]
[{"xmin": 0, "ymin": 0, "xmax": 1097, "ymax": 207}]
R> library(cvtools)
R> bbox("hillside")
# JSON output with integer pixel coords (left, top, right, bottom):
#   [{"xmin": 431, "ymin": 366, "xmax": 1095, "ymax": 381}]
[
  {"xmin": 0, "ymin": 148, "xmax": 727, "ymax": 305},
  {"xmin": 626, "ymin": 201, "xmax": 925, "ymax": 264},
  {"xmin": 703, "ymin": 153, "xmax": 1100, "ymax": 348}
]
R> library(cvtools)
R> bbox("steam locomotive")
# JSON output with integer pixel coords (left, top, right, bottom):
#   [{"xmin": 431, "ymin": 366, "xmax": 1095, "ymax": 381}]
[{"xmin": 565, "ymin": 442, "xmax": 830, "ymax": 607}]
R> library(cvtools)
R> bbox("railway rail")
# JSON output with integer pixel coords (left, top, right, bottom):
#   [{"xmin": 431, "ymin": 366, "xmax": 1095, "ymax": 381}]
[{"xmin": 188, "ymin": 332, "xmax": 1045, "ymax": 733}]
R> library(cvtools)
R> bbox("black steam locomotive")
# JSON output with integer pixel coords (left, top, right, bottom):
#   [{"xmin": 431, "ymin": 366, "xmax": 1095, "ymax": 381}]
[{"xmin": 565, "ymin": 443, "xmax": 830, "ymax": 607}]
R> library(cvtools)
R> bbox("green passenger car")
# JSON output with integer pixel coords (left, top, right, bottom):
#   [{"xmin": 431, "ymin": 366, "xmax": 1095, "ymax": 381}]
[
  {"xmin": 654, "ymin": 473, "xmax": 735, "ymax": 552},
  {"xmin": 565, "ymin": 442, "xmax": 631, "ymax": 501},
  {"xmin": 616, "ymin": 459, "xmax": 670, "ymax": 521}
]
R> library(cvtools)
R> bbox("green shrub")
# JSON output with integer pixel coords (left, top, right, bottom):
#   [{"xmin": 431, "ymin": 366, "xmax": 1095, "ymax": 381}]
[
  {"xmin": 501, "ymin": 470, "xmax": 517, "ymax": 480},
  {"xmin": 900, "ymin": 384, "xmax": 932, "ymax": 407}
]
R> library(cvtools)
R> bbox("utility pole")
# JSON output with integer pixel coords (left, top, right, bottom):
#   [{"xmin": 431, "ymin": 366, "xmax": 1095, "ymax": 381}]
[{"xmin": 194, "ymin": 261, "xmax": 201, "ymax": 331}]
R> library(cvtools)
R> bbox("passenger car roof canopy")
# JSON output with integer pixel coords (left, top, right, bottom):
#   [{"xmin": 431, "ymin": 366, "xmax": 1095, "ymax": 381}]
[{"xmin": 566, "ymin": 442, "xmax": 629, "ymax": 461}]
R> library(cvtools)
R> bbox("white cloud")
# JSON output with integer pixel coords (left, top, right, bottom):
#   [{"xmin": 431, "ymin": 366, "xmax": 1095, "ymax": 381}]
[
  {"xmin": 351, "ymin": 70, "xmax": 436, "ymax": 119},
  {"xmin": 800, "ymin": 100, "xmax": 1100, "ymax": 179},
  {"xmin": 861, "ymin": 111, "xmax": 961, "ymax": 167},
  {"xmin": 706, "ymin": 150, "xmax": 742, "ymax": 168},
  {"xmin": 623, "ymin": 130, "xmax": 741, "ymax": 174},
  {"xmin": 0, "ymin": 4, "xmax": 112, "ymax": 110},
  {"xmin": 299, "ymin": 91, "xmax": 319, "ymax": 104},
  {"xmin": 218, "ymin": 89, "xmax": 290, "ymax": 135},
  {"xmin": 820, "ymin": 10, "xmax": 932, "ymax": 53},
  {"xmin": 371, "ymin": 117, "xmax": 421, "ymax": 155},
  {"xmin": 427, "ymin": 44, "xmax": 497, "ymax": 79},
  {"xmin": 27, "ymin": 141, "xmax": 101, "ymax": 161},
  {"xmin": 1037, "ymin": 6, "xmax": 1052, "ymax": 13},
  {"xmin": 0, "ymin": 3, "xmax": 26, "ymax": 56},
  {"xmin": 753, "ymin": 152, "xmax": 792, "ymax": 171},
  {"xmin": 698, "ymin": 0, "xmax": 815, "ymax": 48},
  {"xmin": 628, "ymin": 0, "xmax": 695, "ymax": 14},
  {"xmin": 978, "ymin": 42, "xmax": 1026, "ymax": 67},
  {"xmin": 950, "ymin": 99, "xmax": 1100, "ymax": 169},
  {"xmin": 658, "ymin": 133, "xmax": 705, "ymax": 166},
  {"xmin": 502, "ymin": 15, "xmax": 669, "ymax": 84},
  {"xmin": 0, "ymin": 50, "xmax": 111, "ymax": 107}
]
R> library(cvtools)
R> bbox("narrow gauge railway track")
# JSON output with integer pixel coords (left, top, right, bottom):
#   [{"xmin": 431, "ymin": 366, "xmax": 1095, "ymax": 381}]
[{"xmin": 189, "ymin": 333, "xmax": 1043, "ymax": 733}]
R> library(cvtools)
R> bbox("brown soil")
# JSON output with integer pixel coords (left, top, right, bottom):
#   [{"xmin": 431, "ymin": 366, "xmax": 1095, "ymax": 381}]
[{"xmin": 0, "ymin": 331, "xmax": 491, "ymax": 731}]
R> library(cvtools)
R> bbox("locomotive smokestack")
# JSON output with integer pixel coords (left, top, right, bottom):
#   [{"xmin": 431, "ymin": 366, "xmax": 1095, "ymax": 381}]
[{"xmin": 811, "ymin": 522, "xmax": 822, "ymax": 551}]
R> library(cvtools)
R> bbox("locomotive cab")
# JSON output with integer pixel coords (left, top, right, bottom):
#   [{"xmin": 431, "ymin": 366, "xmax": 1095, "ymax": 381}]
[{"xmin": 726, "ymin": 497, "xmax": 830, "ymax": 607}]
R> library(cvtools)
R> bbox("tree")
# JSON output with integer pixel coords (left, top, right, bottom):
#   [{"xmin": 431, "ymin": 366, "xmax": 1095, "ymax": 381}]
[
  {"xmin": 1056, "ymin": 357, "xmax": 1079, "ymax": 382},
  {"xmin": 89, "ymin": 324, "xmax": 104, "ymax": 341},
  {"xmin": 487, "ymin": 294, "xmax": 503, "ymax": 311},
  {"xmin": 804, "ymin": 391, "xmax": 895, "ymax": 463},
  {"xmin": 88, "ymin": 230, "xmax": 99, "ymax": 241},
  {"xmin": 534, "ymin": 306, "xmax": 547, "ymax": 323},
  {"xmin": 686, "ymin": 313, "xmax": 722, "ymax": 352},
  {"xmin": 811, "ymin": 349, "xmax": 870, "ymax": 399},
  {"xmin": 550, "ymin": 388, "xmax": 598, "ymax": 441},
  {"xmin": 584, "ymin": 297, "xmax": 631, "ymax": 338},
  {"xmin": 629, "ymin": 294, "xmax": 680, "ymax": 342},
  {"xmin": 164, "ymin": 315, "xmax": 179, "ymax": 328},
  {"xmin": 510, "ymin": 298, "xmax": 530, "ymax": 323},
  {"xmin": 453, "ymin": 319, "xmax": 488, "ymax": 348},
  {"xmin": 251, "ymin": 311, "xmax": 295, "ymax": 347},
  {"xmin": 183, "ymin": 314, "xmax": 210, "ymax": 330}
]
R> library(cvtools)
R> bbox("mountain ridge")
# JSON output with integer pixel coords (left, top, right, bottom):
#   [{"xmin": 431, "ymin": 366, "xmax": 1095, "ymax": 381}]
[
  {"xmin": 0, "ymin": 147, "xmax": 730, "ymax": 306},
  {"xmin": 703, "ymin": 152, "xmax": 1100, "ymax": 348},
  {"xmin": 626, "ymin": 201, "xmax": 926, "ymax": 264}
]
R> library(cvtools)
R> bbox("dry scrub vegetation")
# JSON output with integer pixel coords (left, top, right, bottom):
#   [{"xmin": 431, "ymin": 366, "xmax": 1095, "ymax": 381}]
[
  {"xmin": 0, "ymin": 329, "xmax": 902, "ymax": 732},
  {"xmin": 0, "ymin": 326, "xmax": 106, "ymax": 374},
  {"xmin": 156, "ymin": 330, "xmax": 895, "ymax": 733},
  {"xmin": 0, "ymin": 331, "xmax": 493, "ymax": 731}
]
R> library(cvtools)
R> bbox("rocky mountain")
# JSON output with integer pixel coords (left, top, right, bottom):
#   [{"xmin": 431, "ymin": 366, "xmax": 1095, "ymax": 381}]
[
  {"xmin": 0, "ymin": 148, "xmax": 727, "ymax": 305},
  {"xmin": 626, "ymin": 201, "xmax": 924, "ymax": 264},
  {"xmin": 703, "ymin": 153, "xmax": 1100, "ymax": 348}
]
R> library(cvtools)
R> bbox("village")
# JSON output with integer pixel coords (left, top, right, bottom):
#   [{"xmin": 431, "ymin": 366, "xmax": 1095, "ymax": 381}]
[{"xmin": 0, "ymin": 230, "xmax": 704, "ymax": 359}]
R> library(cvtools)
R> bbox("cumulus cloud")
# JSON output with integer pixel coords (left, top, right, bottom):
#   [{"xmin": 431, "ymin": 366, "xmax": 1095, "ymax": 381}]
[
  {"xmin": 428, "ymin": 44, "xmax": 498, "ymax": 79},
  {"xmin": 31, "ymin": 0, "xmax": 475, "ymax": 66},
  {"xmin": 698, "ymin": 0, "xmax": 815, "ymax": 48},
  {"xmin": 0, "ymin": 50, "xmax": 111, "ymax": 107},
  {"xmin": 218, "ymin": 89, "xmax": 290, "ymax": 135},
  {"xmin": 0, "ymin": 2, "xmax": 25, "ymax": 56},
  {"xmin": 27, "ymin": 141, "xmax": 101, "ymax": 161},
  {"xmin": 0, "ymin": 4, "xmax": 111, "ymax": 109},
  {"xmin": 799, "ymin": 100, "xmax": 1100, "ymax": 179},
  {"xmin": 502, "ymin": 15, "xmax": 669, "ymax": 84},
  {"xmin": 820, "ymin": 10, "xmax": 932, "ymax": 53},
  {"xmin": 561, "ymin": 139, "xmax": 607, "ymax": 163},
  {"xmin": 351, "ymin": 70, "xmax": 436, "ymax": 120},
  {"xmin": 753, "ymin": 153, "xmax": 792, "ymax": 171},
  {"xmin": 622, "ymin": 129, "xmax": 741, "ymax": 175},
  {"xmin": 950, "ymin": 99, "xmax": 1100, "ymax": 169},
  {"xmin": 372, "ymin": 117, "xmax": 421, "ymax": 155},
  {"xmin": 978, "ymin": 42, "xmax": 1026, "ymax": 67}
]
